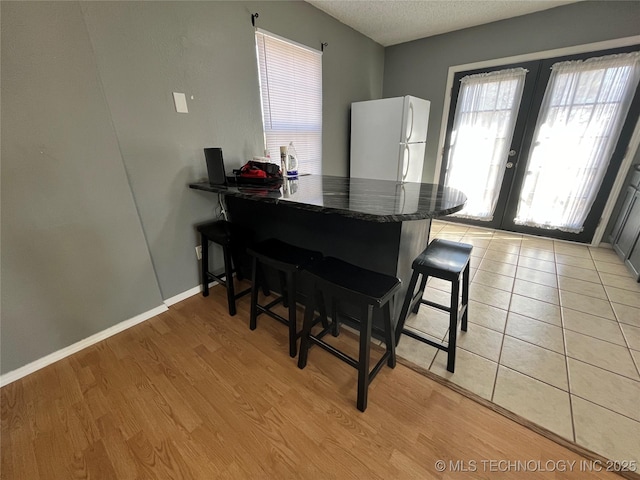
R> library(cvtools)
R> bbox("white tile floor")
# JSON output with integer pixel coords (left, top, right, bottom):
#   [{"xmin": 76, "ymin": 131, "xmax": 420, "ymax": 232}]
[{"xmin": 397, "ymin": 220, "xmax": 640, "ymax": 464}]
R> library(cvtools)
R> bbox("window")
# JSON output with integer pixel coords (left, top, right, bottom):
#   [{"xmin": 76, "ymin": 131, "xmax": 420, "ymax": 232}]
[{"xmin": 255, "ymin": 29, "xmax": 323, "ymax": 175}]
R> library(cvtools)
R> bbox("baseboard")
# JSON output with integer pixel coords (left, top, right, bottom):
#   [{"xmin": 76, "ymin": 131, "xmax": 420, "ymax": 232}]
[
  {"xmin": 163, "ymin": 281, "xmax": 219, "ymax": 307},
  {"xmin": 0, "ymin": 304, "xmax": 169, "ymax": 387},
  {"xmin": 164, "ymin": 285, "xmax": 203, "ymax": 306},
  {"xmin": 1, "ymin": 279, "xmax": 225, "ymax": 387}
]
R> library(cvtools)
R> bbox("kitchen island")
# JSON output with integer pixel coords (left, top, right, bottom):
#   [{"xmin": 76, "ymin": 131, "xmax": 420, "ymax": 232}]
[{"xmin": 189, "ymin": 175, "xmax": 466, "ymax": 330}]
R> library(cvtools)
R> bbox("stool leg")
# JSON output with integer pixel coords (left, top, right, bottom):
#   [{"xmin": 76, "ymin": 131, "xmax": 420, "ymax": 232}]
[
  {"xmin": 250, "ymin": 257, "xmax": 259, "ymax": 330},
  {"xmin": 412, "ymin": 274, "xmax": 428, "ymax": 314},
  {"xmin": 461, "ymin": 264, "xmax": 470, "ymax": 332},
  {"xmin": 279, "ymin": 271, "xmax": 289, "ymax": 308},
  {"xmin": 223, "ymin": 245, "xmax": 237, "ymax": 316},
  {"xmin": 383, "ymin": 303, "xmax": 396, "ymax": 369},
  {"xmin": 259, "ymin": 267, "xmax": 271, "ymax": 296},
  {"xmin": 287, "ymin": 272, "xmax": 297, "ymax": 357},
  {"xmin": 331, "ymin": 300, "xmax": 339, "ymax": 337},
  {"xmin": 316, "ymin": 289, "xmax": 329, "ymax": 328},
  {"xmin": 312, "ymin": 289, "xmax": 330, "ymax": 331},
  {"xmin": 357, "ymin": 304, "xmax": 373, "ymax": 412},
  {"xmin": 201, "ymin": 234, "xmax": 209, "ymax": 297},
  {"xmin": 319, "ymin": 300, "xmax": 330, "ymax": 330},
  {"xmin": 447, "ymin": 279, "xmax": 460, "ymax": 373},
  {"xmin": 231, "ymin": 249, "xmax": 243, "ymax": 282},
  {"xmin": 395, "ymin": 270, "xmax": 420, "ymax": 345},
  {"xmin": 297, "ymin": 286, "xmax": 316, "ymax": 369}
]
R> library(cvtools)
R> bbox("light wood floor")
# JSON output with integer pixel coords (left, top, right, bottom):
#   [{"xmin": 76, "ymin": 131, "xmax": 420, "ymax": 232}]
[{"xmin": 0, "ymin": 284, "xmax": 629, "ymax": 479}]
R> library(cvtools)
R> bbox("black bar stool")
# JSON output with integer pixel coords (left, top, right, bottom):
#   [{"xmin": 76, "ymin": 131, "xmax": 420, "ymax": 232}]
[
  {"xmin": 248, "ymin": 239, "xmax": 322, "ymax": 357},
  {"xmin": 197, "ymin": 220, "xmax": 252, "ymax": 316},
  {"xmin": 297, "ymin": 257, "xmax": 401, "ymax": 412},
  {"xmin": 396, "ymin": 239, "xmax": 472, "ymax": 373}
]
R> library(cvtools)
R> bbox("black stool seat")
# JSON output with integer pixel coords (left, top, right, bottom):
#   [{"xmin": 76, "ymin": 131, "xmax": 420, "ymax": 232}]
[
  {"xmin": 396, "ymin": 238, "xmax": 472, "ymax": 373},
  {"xmin": 248, "ymin": 238, "xmax": 321, "ymax": 273},
  {"xmin": 197, "ymin": 220, "xmax": 253, "ymax": 316},
  {"xmin": 248, "ymin": 239, "xmax": 322, "ymax": 357},
  {"xmin": 413, "ymin": 239, "xmax": 474, "ymax": 279},
  {"xmin": 298, "ymin": 257, "xmax": 401, "ymax": 412},
  {"xmin": 304, "ymin": 257, "xmax": 400, "ymax": 306},
  {"xmin": 198, "ymin": 221, "xmax": 236, "ymax": 247}
]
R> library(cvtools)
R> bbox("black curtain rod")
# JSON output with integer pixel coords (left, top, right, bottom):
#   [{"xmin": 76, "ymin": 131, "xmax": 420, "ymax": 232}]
[{"xmin": 252, "ymin": 13, "xmax": 327, "ymax": 53}]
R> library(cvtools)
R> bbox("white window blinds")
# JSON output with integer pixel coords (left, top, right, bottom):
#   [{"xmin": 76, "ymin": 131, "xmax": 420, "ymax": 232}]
[{"xmin": 255, "ymin": 29, "xmax": 323, "ymax": 175}]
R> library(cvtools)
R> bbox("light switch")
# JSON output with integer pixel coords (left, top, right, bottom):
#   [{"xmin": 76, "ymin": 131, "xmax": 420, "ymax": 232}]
[{"xmin": 173, "ymin": 92, "xmax": 188, "ymax": 113}]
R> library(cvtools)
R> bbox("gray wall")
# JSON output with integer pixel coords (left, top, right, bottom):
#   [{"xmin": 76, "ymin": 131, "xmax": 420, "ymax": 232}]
[
  {"xmin": 1, "ymin": 2, "xmax": 164, "ymax": 373},
  {"xmin": 1, "ymin": 1, "xmax": 384, "ymax": 374},
  {"xmin": 383, "ymin": 1, "xmax": 640, "ymax": 183},
  {"xmin": 80, "ymin": 1, "xmax": 383, "ymax": 300}
]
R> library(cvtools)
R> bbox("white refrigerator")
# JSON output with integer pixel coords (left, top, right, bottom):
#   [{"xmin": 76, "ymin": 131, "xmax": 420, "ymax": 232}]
[{"xmin": 350, "ymin": 95, "xmax": 430, "ymax": 183}]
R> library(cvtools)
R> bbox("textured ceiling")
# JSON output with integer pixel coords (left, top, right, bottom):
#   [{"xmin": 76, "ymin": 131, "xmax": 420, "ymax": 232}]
[{"xmin": 306, "ymin": 0, "xmax": 578, "ymax": 47}]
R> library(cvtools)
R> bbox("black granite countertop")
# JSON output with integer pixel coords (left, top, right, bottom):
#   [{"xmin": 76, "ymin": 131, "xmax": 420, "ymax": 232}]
[{"xmin": 189, "ymin": 175, "xmax": 466, "ymax": 223}]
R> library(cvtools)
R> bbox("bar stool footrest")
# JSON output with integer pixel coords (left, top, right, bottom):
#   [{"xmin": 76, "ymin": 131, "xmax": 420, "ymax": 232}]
[
  {"xmin": 308, "ymin": 335, "xmax": 391, "ymax": 380},
  {"xmin": 401, "ymin": 328, "xmax": 449, "ymax": 352},
  {"xmin": 421, "ymin": 299, "xmax": 451, "ymax": 312},
  {"xmin": 334, "ymin": 310, "xmax": 388, "ymax": 340},
  {"xmin": 420, "ymin": 299, "xmax": 467, "ymax": 321},
  {"xmin": 206, "ymin": 271, "xmax": 228, "ymax": 288},
  {"xmin": 257, "ymin": 303, "xmax": 289, "ymax": 327},
  {"xmin": 309, "ymin": 336, "xmax": 359, "ymax": 369},
  {"xmin": 206, "ymin": 271, "xmax": 252, "ymax": 300}
]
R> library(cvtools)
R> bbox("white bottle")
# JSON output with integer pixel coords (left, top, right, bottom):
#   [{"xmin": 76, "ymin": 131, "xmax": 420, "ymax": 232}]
[
  {"xmin": 279, "ymin": 146, "xmax": 287, "ymax": 177},
  {"xmin": 286, "ymin": 141, "xmax": 298, "ymax": 177}
]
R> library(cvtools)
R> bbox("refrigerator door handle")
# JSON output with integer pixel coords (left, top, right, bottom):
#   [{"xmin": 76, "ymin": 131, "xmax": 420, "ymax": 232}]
[
  {"xmin": 402, "ymin": 145, "xmax": 410, "ymax": 181},
  {"xmin": 405, "ymin": 102, "xmax": 414, "ymax": 142}
]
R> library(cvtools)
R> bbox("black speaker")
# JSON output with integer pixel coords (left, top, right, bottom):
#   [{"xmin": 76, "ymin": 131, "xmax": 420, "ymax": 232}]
[{"xmin": 204, "ymin": 147, "xmax": 227, "ymax": 186}]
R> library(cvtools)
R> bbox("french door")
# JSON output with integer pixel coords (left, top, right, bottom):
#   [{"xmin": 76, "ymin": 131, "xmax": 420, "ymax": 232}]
[{"xmin": 440, "ymin": 45, "xmax": 640, "ymax": 242}]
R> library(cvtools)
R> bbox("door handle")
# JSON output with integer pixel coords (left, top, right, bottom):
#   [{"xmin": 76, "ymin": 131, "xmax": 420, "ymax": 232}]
[
  {"xmin": 506, "ymin": 162, "xmax": 514, "ymax": 169},
  {"xmin": 402, "ymin": 146, "xmax": 410, "ymax": 180},
  {"xmin": 406, "ymin": 103, "xmax": 414, "ymax": 142}
]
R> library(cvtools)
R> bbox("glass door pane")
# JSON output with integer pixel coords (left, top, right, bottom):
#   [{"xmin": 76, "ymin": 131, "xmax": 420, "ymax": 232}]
[
  {"xmin": 444, "ymin": 68, "xmax": 527, "ymax": 221},
  {"xmin": 513, "ymin": 52, "xmax": 640, "ymax": 233}
]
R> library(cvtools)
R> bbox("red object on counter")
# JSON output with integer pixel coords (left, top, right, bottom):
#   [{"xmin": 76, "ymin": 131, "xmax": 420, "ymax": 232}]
[{"xmin": 240, "ymin": 164, "xmax": 268, "ymax": 178}]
